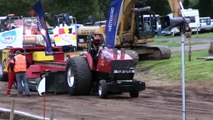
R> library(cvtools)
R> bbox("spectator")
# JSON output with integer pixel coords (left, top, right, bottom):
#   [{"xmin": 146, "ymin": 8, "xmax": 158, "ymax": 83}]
[
  {"xmin": 5, "ymin": 54, "xmax": 16, "ymax": 96},
  {"xmin": 13, "ymin": 50, "xmax": 30, "ymax": 96}
]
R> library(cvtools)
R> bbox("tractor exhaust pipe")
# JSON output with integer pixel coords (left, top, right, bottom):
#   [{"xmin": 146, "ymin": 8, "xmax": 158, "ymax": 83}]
[
  {"xmin": 121, "ymin": 48, "xmax": 125, "ymax": 57},
  {"xmin": 113, "ymin": 48, "xmax": 118, "ymax": 59}
]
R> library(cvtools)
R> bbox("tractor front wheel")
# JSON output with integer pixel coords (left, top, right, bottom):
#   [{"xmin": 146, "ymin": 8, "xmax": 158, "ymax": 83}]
[
  {"xmin": 130, "ymin": 90, "xmax": 139, "ymax": 98},
  {"xmin": 98, "ymin": 80, "xmax": 108, "ymax": 99}
]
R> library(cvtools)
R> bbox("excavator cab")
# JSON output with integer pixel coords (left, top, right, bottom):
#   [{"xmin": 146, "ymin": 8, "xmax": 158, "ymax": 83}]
[
  {"xmin": 135, "ymin": 12, "xmax": 157, "ymax": 39},
  {"xmin": 134, "ymin": 2, "xmax": 157, "ymax": 40},
  {"xmin": 117, "ymin": 1, "xmax": 158, "ymax": 46}
]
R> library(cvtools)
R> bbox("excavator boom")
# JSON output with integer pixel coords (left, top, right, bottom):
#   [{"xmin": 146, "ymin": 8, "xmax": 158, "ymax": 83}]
[{"xmin": 168, "ymin": 0, "xmax": 181, "ymax": 17}]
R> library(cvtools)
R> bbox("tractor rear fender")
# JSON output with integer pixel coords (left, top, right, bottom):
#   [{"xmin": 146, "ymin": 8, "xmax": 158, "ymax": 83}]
[{"xmin": 82, "ymin": 53, "xmax": 95, "ymax": 70}]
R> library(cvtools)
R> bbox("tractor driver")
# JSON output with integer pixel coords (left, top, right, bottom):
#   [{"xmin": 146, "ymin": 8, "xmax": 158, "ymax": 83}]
[
  {"xmin": 90, "ymin": 35, "xmax": 102, "ymax": 66},
  {"xmin": 90, "ymin": 35, "xmax": 101, "ymax": 57},
  {"xmin": 93, "ymin": 35, "xmax": 101, "ymax": 46}
]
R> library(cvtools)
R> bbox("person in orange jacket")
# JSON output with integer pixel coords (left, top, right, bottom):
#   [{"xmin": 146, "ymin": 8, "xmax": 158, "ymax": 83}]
[
  {"xmin": 14, "ymin": 50, "xmax": 30, "ymax": 96},
  {"xmin": 6, "ymin": 54, "xmax": 16, "ymax": 96}
]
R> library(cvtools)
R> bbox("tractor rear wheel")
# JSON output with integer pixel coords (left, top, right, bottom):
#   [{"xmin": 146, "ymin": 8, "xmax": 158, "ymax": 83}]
[
  {"xmin": 65, "ymin": 57, "xmax": 92, "ymax": 95},
  {"xmin": 98, "ymin": 80, "xmax": 108, "ymax": 99}
]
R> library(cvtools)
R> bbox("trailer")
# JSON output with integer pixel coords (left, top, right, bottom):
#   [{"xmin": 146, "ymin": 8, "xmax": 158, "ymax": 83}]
[{"xmin": 0, "ymin": 46, "xmax": 68, "ymax": 93}]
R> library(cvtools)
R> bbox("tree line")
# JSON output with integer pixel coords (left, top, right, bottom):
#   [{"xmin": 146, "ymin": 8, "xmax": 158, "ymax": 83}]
[{"xmin": 0, "ymin": 0, "xmax": 212, "ymax": 23}]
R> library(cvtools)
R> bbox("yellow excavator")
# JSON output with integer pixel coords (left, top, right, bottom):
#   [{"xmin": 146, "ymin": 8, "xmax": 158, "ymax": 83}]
[
  {"xmin": 77, "ymin": 0, "xmax": 172, "ymax": 61},
  {"xmin": 115, "ymin": 0, "xmax": 172, "ymax": 60}
]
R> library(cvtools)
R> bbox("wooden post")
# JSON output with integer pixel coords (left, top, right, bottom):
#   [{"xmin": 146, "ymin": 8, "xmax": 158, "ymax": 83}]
[
  {"xmin": 10, "ymin": 100, "xmax": 15, "ymax": 120},
  {"xmin": 208, "ymin": 42, "xmax": 213, "ymax": 55},
  {"xmin": 49, "ymin": 108, "xmax": 54, "ymax": 120},
  {"xmin": 188, "ymin": 37, "xmax": 192, "ymax": 61},
  {"xmin": 185, "ymin": 25, "xmax": 192, "ymax": 61}
]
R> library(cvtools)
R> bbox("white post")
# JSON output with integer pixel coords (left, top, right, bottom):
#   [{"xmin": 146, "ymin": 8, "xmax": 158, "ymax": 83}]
[
  {"xmin": 181, "ymin": 31, "xmax": 186, "ymax": 120},
  {"xmin": 10, "ymin": 100, "xmax": 15, "ymax": 120},
  {"xmin": 49, "ymin": 108, "xmax": 54, "ymax": 120}
]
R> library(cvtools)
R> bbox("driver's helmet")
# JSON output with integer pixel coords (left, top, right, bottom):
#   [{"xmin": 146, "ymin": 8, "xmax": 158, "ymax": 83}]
[{"xmin": 93, "ymin": 35, "xmax": 101, "ymax": 46}]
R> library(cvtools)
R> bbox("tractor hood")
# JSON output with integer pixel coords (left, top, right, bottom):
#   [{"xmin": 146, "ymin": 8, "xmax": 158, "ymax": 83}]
[
  {"xmin": 99, "ymin": 48, "xmax": 132, "ymax": 61},
  {"xmin": 96, "ymin": 48, "xmax": 135, "ymax": 74}
]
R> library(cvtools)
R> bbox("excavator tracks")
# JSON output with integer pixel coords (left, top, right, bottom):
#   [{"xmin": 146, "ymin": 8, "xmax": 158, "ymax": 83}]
[{"xmin": 133, "ymin": 44, "xmax": 172, "ymax": 60}]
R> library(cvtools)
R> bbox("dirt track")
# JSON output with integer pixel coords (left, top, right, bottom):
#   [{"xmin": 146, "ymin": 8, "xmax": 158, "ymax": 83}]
[
  {"xmin": 1, "ymin": 36, "xmax": 213, "ymax": 120},
  {"xmin": 1, "ymin": 75, "xmax": 213, "ymax": 120}
]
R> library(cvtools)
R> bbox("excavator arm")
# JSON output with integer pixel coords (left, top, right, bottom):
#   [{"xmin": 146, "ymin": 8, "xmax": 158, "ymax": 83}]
[
  {"xmin": 168, "ymin": 0, "xmax": 181, "ymax": 17},
  {"xmin": 118, "ymin": 0, "xmax": 135, "ymax": 45}
]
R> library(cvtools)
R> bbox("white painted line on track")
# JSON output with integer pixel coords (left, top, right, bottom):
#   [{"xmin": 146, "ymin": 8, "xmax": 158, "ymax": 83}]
[{"xmin": 0, "ymin": 107, "xmax": 56, "ymax": 120}]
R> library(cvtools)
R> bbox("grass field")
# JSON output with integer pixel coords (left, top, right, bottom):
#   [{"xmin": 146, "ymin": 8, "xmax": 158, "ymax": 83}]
[
  {"xmin": 137, "ymin": 50, "xmax": 213, "ymax": 82},
  {"xmin": 137, "ymin": 33, "xmax": 213, "ymax": 82},
  {"xmin": 150, "ymin": 39, "xmax": 180, "ymax": 47},
  {"xmin": 192, "ymin": 32, "xmax": 213, "ymax": 38},
  {"xmin": 152, "ymin": 34, "xmax": 207, "ymax": 47}
]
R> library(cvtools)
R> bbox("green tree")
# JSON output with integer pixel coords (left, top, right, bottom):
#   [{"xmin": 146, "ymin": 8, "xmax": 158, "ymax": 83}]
[
  {"xmin": 44, "ymin": 0, "xmax": 102, "ymax": 23},
  {"xmin": 0, "ymin": 0, "xmax": 36, "ymax": 16},
  {"xmin": 146, "ymin": 0, "xmax": 171, "ymax": 15},
  {"xmin": 183, "ymin": 0, "xmax": 190, "ymax": 8},
  {"xmin": 198, "ymin": 0, "xmax": 212, "ymax": 17},
  {"xmin": 3, "ymin": 0, "xmax": 213, "ymax": 23}
]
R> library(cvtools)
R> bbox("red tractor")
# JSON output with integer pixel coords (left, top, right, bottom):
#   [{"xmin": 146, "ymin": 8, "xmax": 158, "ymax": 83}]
[
  {"xmin": 65, "ymin": 34, "xmax": 145, "ymax": 98},
  {"xmin": 0, "ymin": 34, "xmax": 145, "ymax": 98}
]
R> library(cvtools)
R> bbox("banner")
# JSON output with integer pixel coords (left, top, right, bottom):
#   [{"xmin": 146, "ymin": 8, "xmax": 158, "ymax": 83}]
[
  {"xmin": 105, "ymin": 0, "xmax": 123, "ymax": 48},
  {"xmin": 32, "ymin": 0, "xmax": 52, "ymax": 55},
  {"xmin": 0, "ymin": 27, "xmax": 23, "ymax": 49},
  {"xmin": 53, "ymin": 26, "xmax": 77, "ymax": 47}
]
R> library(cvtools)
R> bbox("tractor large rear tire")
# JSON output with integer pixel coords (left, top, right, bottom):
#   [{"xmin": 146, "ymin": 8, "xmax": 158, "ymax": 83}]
[{"xmin": 65, "ymin": 57, "xmax": 92, "ymax": 95}]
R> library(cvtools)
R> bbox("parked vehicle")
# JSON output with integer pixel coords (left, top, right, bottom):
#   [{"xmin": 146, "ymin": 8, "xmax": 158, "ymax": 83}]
[
  {"xmin": 181, "ymin": 9, "xmax": 200, "ymax": 32},
  {"xmin": 199, "ymin": 17, "xmax": 213, "ymax": 32}
]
